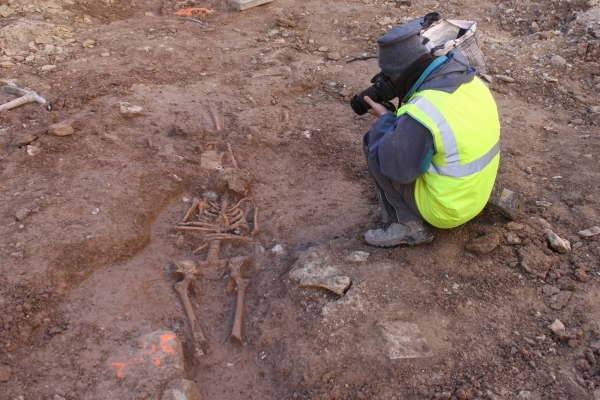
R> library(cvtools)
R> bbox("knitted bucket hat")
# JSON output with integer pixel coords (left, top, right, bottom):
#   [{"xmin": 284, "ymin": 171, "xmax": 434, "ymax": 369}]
[{"xmin": 377, "ymin": 17, "xmax": 429, "ymax": 79}]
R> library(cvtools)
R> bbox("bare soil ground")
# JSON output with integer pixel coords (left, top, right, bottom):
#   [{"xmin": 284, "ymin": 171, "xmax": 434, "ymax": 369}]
[{"xmin": 1, "ymin": 0, "xmax": 600, "ymax": 399}]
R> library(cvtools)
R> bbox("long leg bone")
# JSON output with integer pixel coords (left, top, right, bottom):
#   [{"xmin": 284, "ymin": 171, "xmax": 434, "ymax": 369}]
[
  {"xmin": 230, "ymin": 271, "xmax": 251, "ymax": 344},
  {"xmin": 174, "ymin": 273, "xmax": 208, "ymax": 355}
]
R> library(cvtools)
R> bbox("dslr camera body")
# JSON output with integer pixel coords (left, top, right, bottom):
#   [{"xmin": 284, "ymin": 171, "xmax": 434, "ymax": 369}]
[{"xmin": 350, "ymin": 72, "xmax": 397, "ymax": 116}]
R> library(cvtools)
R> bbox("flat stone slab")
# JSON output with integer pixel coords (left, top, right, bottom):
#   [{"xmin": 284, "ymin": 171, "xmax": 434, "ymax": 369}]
[
  {"xmin": 550, "ymin": 291, "xmax": 572, "ymax": 310},
  {"xmin": 578, "ymin": 226, "xmax": 600, "ymax": 238},
  {"xmin": 345, "ymin": 251, "xmax": 370, "ymax": 263},
  {"xmin": 381, "ymin": 321, "xmax": 434, "ymax": 360},
  {"xmin": 299, "ymin": 275, "xmax": 351, "ymax": 297},
  {"xmin": 200, "ymin": 151, "xmax": 224, "ymax": 171},
  {"xmin": 162, "ymin": 379, "xmax": 203, "ymax": 400},
  {"xmin": 97, "ymin": 330, "xmax": 185, "ymax": 398},
  {"xmin": 546, "ymin": 231, "xmax": 570, "ymax": 253},
  {"xmin": 518, "ymin": 245, "xmax": 551, "ymax": 279},
  {"xmin": 465, "ymin": 233, "xmax": 500, "ymax": 254}
]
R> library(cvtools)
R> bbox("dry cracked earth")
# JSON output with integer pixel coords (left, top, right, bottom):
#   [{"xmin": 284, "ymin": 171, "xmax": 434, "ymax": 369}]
[{"xmin": 1, "ymin": 0, "xmax": 600, "ymax": 399}]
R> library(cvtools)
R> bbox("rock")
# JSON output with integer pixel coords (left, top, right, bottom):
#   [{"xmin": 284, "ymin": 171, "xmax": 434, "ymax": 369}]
[
  {"xmin": 417, "ymin": 385, "xmax": 429, "ymax": 396},
  {"xmin": 531, "ymin": 21, "xmax": 540, "ymax": 33},
  {"xmin": 574, "ymin": 269, "xmax": 589, "ymax": 283},
  {"xmin": 15, "ymin": 208, "xmax": 31, "ymax": 222},
  {"xmin": 105, "ymin": 330, "xmax": 185, "ymax": 397},
  {"xmin": 270, "ymin": 244, "xmax": 285, "ymax": 255},
  {"xmin": 41, "ymin": 65, "xmax": 57, "ymax": 72},
  {"xmin": 570, "ymin": 118, "xmax": 584, "ymax": 125},
  {"xmin": 590, "ymin": 106, "xmax": 600, "ymax": 114},
  {"xmin": 586, "ymin": 349, "xmax": 597, "ymax": 365},
  {"xmin": 549, "ymin": 55, "xmax": 567, "ymax": 66},
  {"xmin": 546, "ymin": 231, "xmax": 571, "ymax": 253},
  {"xmin": 101, "ymin": 52, "xmax": 110, "ymax": 57},
  {"xmin": 517, "ymin": 391, "xmax": 541, "ymax": 400},
  {"xmin": 381, "ymin": 321, "xmax": 433, "ymax": 359},
  {"xmin": 27, "ymin": 145, "xmax": 41, "ymax": 156},
  {"xmin": 550, "ymin": 291, "xmax": 572, "ymax": 310},
  {"xmin": 578, "ymin": 226, "xmax": 600, "ymax": 238},
  {"xmin": 35, "ymin": 36, "xmax": 53, "ymax": 44},
  {"xmin": 576, "ymin": 359, "xmax": 590, "ymax": 372},
  {"xmin": 538, "ymin": 31, "xmax": 555, "ymax": 40},
  {"xmin": 587, "ymin": 0, "xmax": 598, "ymax": 6},
  {"xmin": 557, "ymin": 369, "xmax": 590, "ymax": 399},
  {"xmin": 200, "ymin": 150, "xmax": 224, "ymax": 171},
  {"xmin": 518, "ymin": 245, "xmax": 551, "ymax": 278},
  {"xmin": 162, "ymin": 379, "xmax": 202, "ymax": 400},
  {"xmin": 507, "ymin": 222, "xmax": 525, "ymax": 231},
  {"xmin": 0, "ymin": 5, "xmax": 16, "ymax": 17},
  {"xmin": 548, "ymin": 319, "xmax": 565, "ymax": 333},
  {"xmin": 532, "ymin": 217, "xmax": 553, "ymax": 231},
  {"xmin": 505, "ymin": 233, "xmax": 521, "ymax": 245},
  {"xmin": 11, "ymin": 133, "xmax": 36, "ymax": 147},
  {"xmin": 536, "ymin": 201, "xmax": 553, "ymax": 207},
  {"xmin": 524, "ymin": 166, "xmax": 533, "ymax": 174},
  {"xmin": 542, "ymin": 285, "xmax": 560, "ymax": 296},
  {"xmin": 318, "ymin": 46, "xmax": 329, "ymax": 52},
  {"xmin": 82, "ymin": 39, "xmax": 96, "ymax": 48},
  {"xmin": 345, "ymin": 251, "xmax": 370, "ymax": 263},
  {"xmin": 0, "ymin": 364, "xmax": 13, "ymax": 382},
  {"xmin": 456, "ymin": 387, "xmax": 473, "ymax": 399},
  {"xmin": 299, "ymin": 275, "xmax": 352, "ymax": 297},
  {"xmin": 276, "ymin": 18, "xmax": 296, "ymax": 28},
  {"xmin": 327, "ymin": 52, "xmax": 341, "ymax": 61},
  {"xmin": 1, "ymin": 61, "xmax": 15, "ymax": 68},
  {"xmin": 48, "ymin": 121, "xmax": 74, "ymax": 136},
  {"xmin": 465, "ymin": 233, "xmax": 500, "ymax": 254},
  {"xmin": 119, "ymin": 102, "xmax": 143, "ymax": 117},
  {"xmin": 214, "ymin": 167, "xmax": 252, "ymax": 197},
  {"xmin": 496, "ymin": 75, "xmax": 514, "ymax": 83},
  {"xmin": 557, "ymin": 277, "xmax": 576, "ymax": 291}
]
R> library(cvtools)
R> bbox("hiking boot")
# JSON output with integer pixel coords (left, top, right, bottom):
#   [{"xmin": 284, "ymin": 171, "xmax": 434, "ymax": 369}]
[
  {"xmin": 364, "ymin": 220, "xmax": 434, "ymax": 248},
  {"xmin": 487, "ymin": 186, "xmax": 524, "ymax": 221}
]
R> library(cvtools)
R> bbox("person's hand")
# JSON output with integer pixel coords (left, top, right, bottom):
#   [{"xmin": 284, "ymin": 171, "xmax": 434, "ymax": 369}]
[{"xmin": 364, "ymin": 96, "xmax": 393, "ymax": 118}]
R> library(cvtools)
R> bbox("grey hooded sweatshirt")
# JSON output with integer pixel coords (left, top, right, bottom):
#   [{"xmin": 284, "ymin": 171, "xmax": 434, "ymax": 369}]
[{"xmin": 363, "ymin": 49, "xmax": 478, "ymax": 184}]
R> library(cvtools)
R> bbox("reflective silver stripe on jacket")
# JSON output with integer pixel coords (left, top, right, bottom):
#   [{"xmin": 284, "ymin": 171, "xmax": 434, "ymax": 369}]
[
  {"xmin": 409, "ymin": 96, "xmax": 499, "ymax": 178},
  {"xmin": 428, "ymin": 142, "xmax": 500, "ymax": 177},
  {"xmin": 410, "ymin": 96, "xmax": 460, "ymax": 164}
]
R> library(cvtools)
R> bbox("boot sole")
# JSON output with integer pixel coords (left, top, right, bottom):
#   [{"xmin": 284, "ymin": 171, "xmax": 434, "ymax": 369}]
[{"xmin": 366, "ymin": 234, "xmax": 434, "ymax": 248}]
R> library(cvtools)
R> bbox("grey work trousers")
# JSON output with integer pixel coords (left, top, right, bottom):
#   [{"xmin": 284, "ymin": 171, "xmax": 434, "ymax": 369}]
[{"xmin": 364, "ymin": 146, "xmax": 424, "ymax": 224}]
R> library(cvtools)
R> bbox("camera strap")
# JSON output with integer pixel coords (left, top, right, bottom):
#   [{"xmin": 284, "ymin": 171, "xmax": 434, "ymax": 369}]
[{"xmin": 401, "ymin": 55, "xmax": 448, "ymax": 104}]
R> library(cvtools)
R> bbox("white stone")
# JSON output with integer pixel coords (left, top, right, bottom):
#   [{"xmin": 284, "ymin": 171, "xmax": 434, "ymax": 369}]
[
  {"xmin": 82, "ymin": 39, "xmax": 96, "ymax": 48},
  {"xmin": 578, "ymin": 226, "xmax": 600, "ymax": 238},
  {"xmin": 270, "ymin": 244, "xmax": 285, "ymax": 255},
  {"xmin": 345, "ymin": 251, "xmax": 369, "ymax": 263},
  {"xmin": 26, "ymin": 145, "xmax": 40, "ymax": 156},
  {"xmin": 119, "ymin": 102, "xmax": 143, "ymax": 117},
  {"xmin": 548, "ymin": 319, "xmax": 565, "ymax": 333},
  {"xmin": 546, "ymin": 231, "xmax": 571, "ymax": 253}
]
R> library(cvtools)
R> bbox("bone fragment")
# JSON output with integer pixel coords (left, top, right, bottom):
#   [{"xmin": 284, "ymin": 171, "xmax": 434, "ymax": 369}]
[
  {"xmin": 174, "ymin": 273, "xmax": 208, "ymax": 354},
  {"xmin": 208, "ymin": 103, "xmax": 221, "ymax": 131},
  {"xmin": 227, "ymin": 142, "xmax": 239, "ymax": 169},
  {"xmin": 227, "ymin": 256, "xmax": 251, "ymax": 293},
  {"xmin": 230, "ymin": 271, "xmax": 251, "ymax": 344},
  {"xmin": 299, "ymin": 275, "xmax": 352, "ymax": 297}
]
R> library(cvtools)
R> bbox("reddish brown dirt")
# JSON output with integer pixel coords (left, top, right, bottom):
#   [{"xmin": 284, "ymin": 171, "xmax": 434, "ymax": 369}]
[{"xmin": 1, "ymin": 0, "xmax": 600, "ymax": 399}]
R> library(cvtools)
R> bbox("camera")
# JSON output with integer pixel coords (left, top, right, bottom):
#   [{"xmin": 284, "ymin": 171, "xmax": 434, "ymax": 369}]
[{"xmin": 350, "ymin": 72, "xmax": 398, "ymax": 115}]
